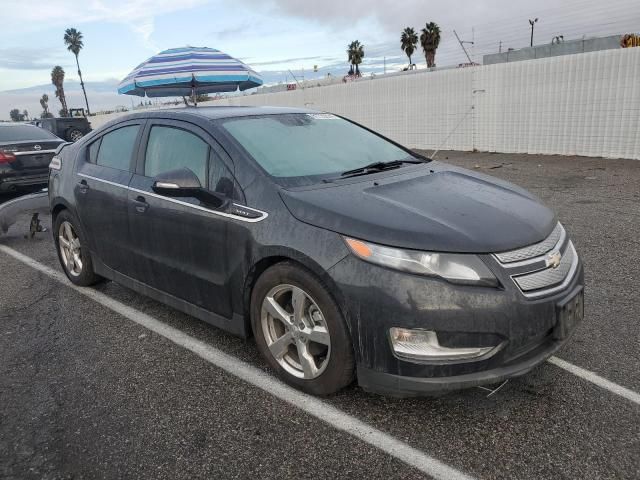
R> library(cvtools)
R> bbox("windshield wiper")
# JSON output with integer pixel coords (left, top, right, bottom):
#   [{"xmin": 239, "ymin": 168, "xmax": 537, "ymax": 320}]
[{"xmin": 339, "ymin": 158, "xmax": 424, "ymax": 178}]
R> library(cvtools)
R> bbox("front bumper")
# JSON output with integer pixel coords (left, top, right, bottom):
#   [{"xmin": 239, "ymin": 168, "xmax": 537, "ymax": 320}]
[
  {"xmin": 357, "ymin": 318, "xmax": 573, "ymax": 396},
  {"xmin": 328, "ymin": 254, "xmax": 585, "ymax": 396}
]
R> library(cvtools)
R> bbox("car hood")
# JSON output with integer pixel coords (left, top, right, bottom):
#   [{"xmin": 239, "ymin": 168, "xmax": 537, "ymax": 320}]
[{"xmin": 278, "ymin": 162, "xmax": 556, "ymax": 253}]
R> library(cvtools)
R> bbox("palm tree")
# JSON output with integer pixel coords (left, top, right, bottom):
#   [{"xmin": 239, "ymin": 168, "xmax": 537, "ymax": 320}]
[
  {"xmin": 347, "ymin": 41, "xmax": 355, "ymax": 75},
  {"xmin": 347, "ymin": 40, "xmax": 365, "ymax": 77},
  {"xmin": 401, "ymin": 27, "xmax": 419, "ymax": 68},
  {"xmin": 51, "ymin": 66, "xmax": 68, "ymax": 117},
  {"xmin": 64, "ymin": 28, "xmax": 90, "ymax": 114},
  {"xmin": 420, "ymin": 22, "xmax": 441, "ymax": 68},
  {"xmin": 40, "ymin": 94, "xmax": 51, "ymax": 118}
]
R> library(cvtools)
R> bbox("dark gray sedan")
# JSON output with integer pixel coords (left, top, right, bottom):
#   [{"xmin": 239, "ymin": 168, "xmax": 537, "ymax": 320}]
[
  {"xmin": 48, "ymin": 106, "xmax": 584, "ymax": 397},
  {"xmin": 0, "ymin": 123, "xmax": 65, "ymax": 193}
]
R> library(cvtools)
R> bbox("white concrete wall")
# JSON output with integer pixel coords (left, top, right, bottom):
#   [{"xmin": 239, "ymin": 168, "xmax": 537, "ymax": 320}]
[
  {"xmin": 91, "ymin": 47, "xmax": 640, "ymax": 159},
  {"xmin": 472, "ymin": 48, "xmax": 640, "ymax": 159}
]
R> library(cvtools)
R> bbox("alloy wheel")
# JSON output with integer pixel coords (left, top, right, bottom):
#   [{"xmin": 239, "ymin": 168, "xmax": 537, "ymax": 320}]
[
  {"xmin": 69, "ymin": 130, "xmax": 84, "ymax": 142},
  {"xmin": 261, "ymin": 284, "xmax": 331, "ymax": 379},
  {"xmin": 58, "ymin": 220, "xmax": 83, "ymax": 277}
]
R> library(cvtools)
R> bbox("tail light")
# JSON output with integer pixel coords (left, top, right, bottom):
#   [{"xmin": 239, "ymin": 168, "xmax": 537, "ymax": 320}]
[
  {"xmin": 49, "ymin": 155, "xmax": 62, "ymax": 170},
  {"xmin": 0, "ymin": 150, "xmax": 16, "ymax": 164}
]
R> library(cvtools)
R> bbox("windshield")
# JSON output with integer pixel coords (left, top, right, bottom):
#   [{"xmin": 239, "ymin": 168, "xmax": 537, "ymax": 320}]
[
  {"xmin": 219, "ymin": 113, "xmax": 420, "ymax": 185},
  {"xmin": 0, "ymin": 125, "xmax": 59, "ymax": 142}
]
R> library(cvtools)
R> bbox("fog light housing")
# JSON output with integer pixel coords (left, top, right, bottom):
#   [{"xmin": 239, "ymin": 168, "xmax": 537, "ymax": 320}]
[{"xmin": 389, "ymin": 328, "xmax": 499, "ymax": 362}]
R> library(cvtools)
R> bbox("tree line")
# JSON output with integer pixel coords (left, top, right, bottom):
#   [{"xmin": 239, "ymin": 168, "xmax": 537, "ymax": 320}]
[{"xmin": 346, "ymin": 22, "xmax": 442, "ymax": 78}]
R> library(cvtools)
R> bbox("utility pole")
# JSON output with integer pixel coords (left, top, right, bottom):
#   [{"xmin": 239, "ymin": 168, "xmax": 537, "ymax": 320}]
[
  {"xmin": 529, "ymin": 18, "xmax": 538, "ymax": 47},
  {"xmin": 499, "ymin": 40, "xmax": 502, "ymax": 53},
  {"xmin": 453, "ymin": 30, "xmax": 474, "ymax": 64}
]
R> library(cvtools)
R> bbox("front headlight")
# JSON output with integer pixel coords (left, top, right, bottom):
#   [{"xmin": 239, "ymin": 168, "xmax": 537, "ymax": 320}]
[{"xmin": 344, "ymin": 237, "xmax": 498, "ymax": 287}]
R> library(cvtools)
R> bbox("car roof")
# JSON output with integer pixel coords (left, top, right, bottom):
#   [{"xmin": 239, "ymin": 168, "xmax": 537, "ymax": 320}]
[{"xmin": 114, "ymin": 105, "xmax": 321, "ymax": 123}]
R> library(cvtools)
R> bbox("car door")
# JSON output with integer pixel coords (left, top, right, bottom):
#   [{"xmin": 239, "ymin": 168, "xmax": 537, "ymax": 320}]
[
  {"xmin": 75, "ymin": 120, "xmax": 144, "ymax": 276},
  {"xmin": 127, "ymin": 119, "xmax": 237, "ymax": 318}
]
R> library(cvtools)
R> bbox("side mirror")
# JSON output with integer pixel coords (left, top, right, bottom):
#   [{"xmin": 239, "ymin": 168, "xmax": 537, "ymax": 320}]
[
  {"xmin": 152, "ymin": 167, "xmax": 202, "ymax": 197},
  {"xmin": 152, "ymin": 167, "xmax": 227, "ymax": 209}
]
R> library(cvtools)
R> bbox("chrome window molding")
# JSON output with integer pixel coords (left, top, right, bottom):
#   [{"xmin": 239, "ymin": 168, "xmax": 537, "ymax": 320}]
[
  {"xmin": 78, "ymin": 173, "xmax": 123, "ymax": 189},
  {"xmin": 77, "ymin": 173, "xmax": 268, "ymax": 223}
]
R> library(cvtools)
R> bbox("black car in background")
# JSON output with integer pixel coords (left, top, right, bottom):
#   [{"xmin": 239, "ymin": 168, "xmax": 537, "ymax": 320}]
[
  {"xmin": 33, "ymin": 109, "xmax": 92, "ymax": 142},
  {"xmin": 0, "ymin": 123, "xmax": 65, "ymax": 194},
  {"xmin": 48, "ymin": 107, "xmax": 584, "ymax": 397}
]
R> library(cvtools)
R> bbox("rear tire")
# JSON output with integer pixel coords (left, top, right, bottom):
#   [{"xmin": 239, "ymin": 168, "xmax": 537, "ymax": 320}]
[
  {"xmin": 66, "ymin": 128, "xmax": 84, "ymax": 142},
  {"xmin": 251, "ymin": 262, "xmax": 355, "ymax": 396},
  {"xmin": 53, "ymin": 210, "xmax": 102, "ymax": 286}
]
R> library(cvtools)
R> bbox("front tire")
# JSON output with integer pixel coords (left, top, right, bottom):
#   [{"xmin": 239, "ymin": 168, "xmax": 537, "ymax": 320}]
[
  {"xmin": 251, "ymin": 262, "xmax": 355, "ymax": 396},
  {"xmin": 53, "ymin": 210, "xmax": 102, "ymax": 286}
]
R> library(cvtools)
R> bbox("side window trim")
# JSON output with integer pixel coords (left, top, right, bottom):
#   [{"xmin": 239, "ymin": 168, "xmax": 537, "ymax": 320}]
[
  {"xmin": 133, "ymin": 118, "xmax": 245, "ymax": 202},
  {"xmin": 87, "ymin": 137, "xmax": 102, "ymax": 164},
  {"xmin": 141, "ymin": 123, "xmax": 211, "ymax": 188},
  {"xmin": 79, "ymin": 119, "xmax": 146, "ymax": 174},
  {"xmin": 139, "ymin": 118, "xmax": 236, "ymax": 174},
  {"xmin": 208, "ymin": 148, "xmax": 245, "ymax": 203}
]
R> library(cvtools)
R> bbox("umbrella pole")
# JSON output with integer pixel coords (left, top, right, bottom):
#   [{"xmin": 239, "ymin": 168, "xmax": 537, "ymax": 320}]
[{"xmin": 192, "ymin": 86, "xmax": 197, "ymax": 107}]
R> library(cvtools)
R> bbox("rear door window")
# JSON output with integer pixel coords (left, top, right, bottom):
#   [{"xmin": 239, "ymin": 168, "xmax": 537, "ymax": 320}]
[
  {"xmin": 96, "ymin": 125, "xmax": 140, "ymax": 171},
  {"xmin": 88, "ymin": 139, "xmax": 101, "ymax": 163},
  {"xmin": 144, "ymin": 126, "xmax": 209, "ymax": 186}
]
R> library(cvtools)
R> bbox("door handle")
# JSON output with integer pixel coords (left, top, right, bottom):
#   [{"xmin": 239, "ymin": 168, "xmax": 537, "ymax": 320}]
[
  {"xmin": 133, "ymin": 195, "xmax": 149, "ymax": 213},
  {"xmin": 77, "ymin": 179, "xmax": 89, "ymax": 194}
]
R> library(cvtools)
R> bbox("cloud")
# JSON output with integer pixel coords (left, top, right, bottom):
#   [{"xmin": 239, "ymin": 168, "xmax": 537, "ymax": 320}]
[
  {"xmin": 251, "ymin": 56, "xmax": 324, "ymax": 67},
  {"xmin": 1, "ymin": 0, "xmax": 207, "ymax": 26},
  {"xmin": 0, "ymin": 48, "xmax": 70, "ymax": 71},
  {"xmin": 210, "ymin": 21, "xmax": 255, "ymax": 40},
  {"xmin": 238, "ymin": 0, "xmax": 640, "ymax": 66},
  {"xmin": 1, "ymin": 0, "xmax": 209, "ymax": 49},
  {"xmin": 129, "ymin": 17, "xmax": 158, "ymax": 51},
  {"xmin": 238, "ymin": 0, "xmax": 465, "ymax": 32}
]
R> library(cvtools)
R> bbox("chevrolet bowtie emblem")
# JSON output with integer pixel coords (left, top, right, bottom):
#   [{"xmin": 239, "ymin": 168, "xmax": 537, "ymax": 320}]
[{"xmin": 545, "ymin": 250, "xmax": 562, "ymax": 269}]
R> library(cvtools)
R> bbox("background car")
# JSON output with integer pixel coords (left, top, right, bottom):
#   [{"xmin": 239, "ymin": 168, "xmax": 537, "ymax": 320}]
[
  {"xmin": 0, "ymin": 123, "xmax": 65, "ymax": 194},
  {"xmin": 32, "ymin": 108, "xmax": 92, "ymax": 142}
]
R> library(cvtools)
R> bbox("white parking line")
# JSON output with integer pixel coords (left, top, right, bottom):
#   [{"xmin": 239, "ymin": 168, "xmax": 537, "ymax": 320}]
[
  {"xmin": 0, "ymin": 245, "xmax": 474, "ymax": 480},
  {"xmin": 548, "ymin": 356, "xmax": 640, "ymax": 406}
]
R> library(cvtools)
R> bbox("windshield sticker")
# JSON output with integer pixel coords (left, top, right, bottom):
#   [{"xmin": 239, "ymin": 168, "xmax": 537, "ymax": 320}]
[{"xmin": 307, "ymin": 113, "xmax": 339, "ymax": 120}]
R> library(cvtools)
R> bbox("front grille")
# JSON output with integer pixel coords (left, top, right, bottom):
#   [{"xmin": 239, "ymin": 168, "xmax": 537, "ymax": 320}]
[
  {"xmin": 495, "ymin": 223, "xmax": 564, "ymax": 263},
  {"xmin": 493, "ymin": 223, "xmax": 580, "ymax": 298},
  {"xmin": 513, "ymin": 242, "xmax": 576, "ymax": 293}
]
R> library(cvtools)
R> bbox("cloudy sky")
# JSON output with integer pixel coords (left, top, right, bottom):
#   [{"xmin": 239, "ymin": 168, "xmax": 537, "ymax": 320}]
[{"xmin": 1, "ymin": 0, "xmax": 639, "ymax": 118}]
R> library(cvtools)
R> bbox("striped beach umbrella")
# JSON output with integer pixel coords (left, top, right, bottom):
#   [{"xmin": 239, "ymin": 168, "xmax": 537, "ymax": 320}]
[{"xmin": 117, "ymin": 46, "xmax": 262, "ymax": 98}]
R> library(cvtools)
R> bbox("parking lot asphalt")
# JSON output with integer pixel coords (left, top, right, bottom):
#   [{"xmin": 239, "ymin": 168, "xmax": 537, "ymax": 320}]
[{"xmin": 1, "ymin": 151, "xmax": 639, "ymax": 480}]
